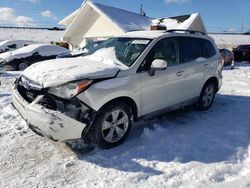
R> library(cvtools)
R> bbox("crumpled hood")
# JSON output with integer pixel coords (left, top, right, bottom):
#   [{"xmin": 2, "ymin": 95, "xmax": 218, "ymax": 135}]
[{"xmin": 22, "ymin": 56, "xmax": 124, "ymax": 88}]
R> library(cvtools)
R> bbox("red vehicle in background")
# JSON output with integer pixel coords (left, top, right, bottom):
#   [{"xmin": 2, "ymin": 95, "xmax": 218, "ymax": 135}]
[
  {"xmin": 219, "ymin": 48, "xmax": 234, "ymax": 66},
  {"xmin": 233, "ymin": 45, "xmax": 250, "ymax": 62}
]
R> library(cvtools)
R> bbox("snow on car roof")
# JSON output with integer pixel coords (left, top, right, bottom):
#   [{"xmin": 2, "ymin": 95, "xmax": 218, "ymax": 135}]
[
  {"xmin": 11, "ymin": 44, "xmax": 69, "ymax": 57},
  {"xmin": 13, "ymin": 44, "xmax": 51, "ymax": 53},
  {"xmin": 118, "ymin": 30, "xmax": 166, "ymax": 39}
]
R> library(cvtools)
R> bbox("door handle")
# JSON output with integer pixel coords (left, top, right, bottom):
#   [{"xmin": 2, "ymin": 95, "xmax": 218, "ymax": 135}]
[
  {"xmin": 176, "ymin": 71, "xmax": 184, "ymax": 77},
  {"xmin": 203, "ymin": 64, "xmax": 209, "ymax": 68}
]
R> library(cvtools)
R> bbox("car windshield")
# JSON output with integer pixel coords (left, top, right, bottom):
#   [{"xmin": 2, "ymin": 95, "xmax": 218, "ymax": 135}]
[{"xmin": 83, "ymin": 38, "xmax": 151, "ymax": 67}]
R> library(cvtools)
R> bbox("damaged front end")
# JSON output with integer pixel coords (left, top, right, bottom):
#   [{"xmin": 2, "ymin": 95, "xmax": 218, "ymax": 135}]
[{"xmin": 12, "ymin": 77, "xmax": 96, "ymax": 141}]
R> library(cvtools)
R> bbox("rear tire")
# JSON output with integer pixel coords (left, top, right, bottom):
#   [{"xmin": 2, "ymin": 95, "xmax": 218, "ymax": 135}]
[
  {"xmin": 196, "ymin": 82, "xmax": 216, "ymax": 111},
  {"xmin": 91, "ymin": 102, "xmax": 132, "ymax": 149}
]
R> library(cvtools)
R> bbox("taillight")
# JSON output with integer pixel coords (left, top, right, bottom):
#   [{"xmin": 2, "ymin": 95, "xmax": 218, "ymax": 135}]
[{"xmin": 220, "ymin": 57, "xmax": 225, "ymax": 66}]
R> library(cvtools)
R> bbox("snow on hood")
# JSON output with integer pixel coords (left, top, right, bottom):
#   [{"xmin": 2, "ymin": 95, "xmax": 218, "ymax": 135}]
[{"xmin": 22, "ymin": 56, "xmax": 124, "ymax": 88}]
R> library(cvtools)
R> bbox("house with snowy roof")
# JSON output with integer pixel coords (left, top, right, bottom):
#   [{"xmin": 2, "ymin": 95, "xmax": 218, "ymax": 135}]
[{"xmin": 59, "ymin": 0, "xmax": 207, "ymax": 49}]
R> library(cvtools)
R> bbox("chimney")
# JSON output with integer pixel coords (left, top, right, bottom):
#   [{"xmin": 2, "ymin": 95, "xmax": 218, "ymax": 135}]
[{"xmin": 151, "ymin": 25, "xmax": 167, "ymax": 30}]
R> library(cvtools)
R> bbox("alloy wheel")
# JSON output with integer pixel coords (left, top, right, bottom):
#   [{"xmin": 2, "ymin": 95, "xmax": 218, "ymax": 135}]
[
  {"xmin": 202, "ymin": 84, "xmax": 215, "ymax": 107},
  {"xmin": 101, "ymin": 110, "xmax": 129, "ymax": 143}
]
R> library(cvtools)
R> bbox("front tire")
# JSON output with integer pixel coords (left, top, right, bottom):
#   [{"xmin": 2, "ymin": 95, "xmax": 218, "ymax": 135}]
[
  {"xmin": 91, "ymin": 102, "xmax": 132, "ymax": 149},
  {"xmin": 196, "ymin": 82, "xmax": 216, "ymax": 111}
]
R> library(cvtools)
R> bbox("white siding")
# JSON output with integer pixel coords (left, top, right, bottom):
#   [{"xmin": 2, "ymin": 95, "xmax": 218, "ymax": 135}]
[
  {"xmin": 62, "ymin": 3, "xmax": 124, "ymax": 49},
  {"xmin": 85, "ymin": 16, "xmax": 122, "ymax": 38}
]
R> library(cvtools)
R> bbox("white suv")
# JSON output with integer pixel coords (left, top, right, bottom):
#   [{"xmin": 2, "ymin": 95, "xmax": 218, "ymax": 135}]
[{"xmin": 12, "ymin": 30, "xmax": 223, "ymax": 148}]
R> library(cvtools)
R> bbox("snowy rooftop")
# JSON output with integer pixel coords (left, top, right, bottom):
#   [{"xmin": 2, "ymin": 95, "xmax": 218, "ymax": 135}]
[
  {"xmin": 59, "ymin": 1, "xmax": 206, "ymax": 34},
  {"xmin": 92, "ymin": 2, "xmax": 152, "ymax": 32}
]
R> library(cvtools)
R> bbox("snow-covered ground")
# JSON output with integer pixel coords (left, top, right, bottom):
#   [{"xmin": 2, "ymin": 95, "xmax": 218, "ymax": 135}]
[
  {"xmin": 0, "ymin": 63, "xmax": 250, "ymax": 187},
  {"xmin": 0, "ymin": 28, "xmax": 64, "ymax": 43},
  {"xmin": 211, "ymin": 34, "xmax": 250, "ymax": 49}
]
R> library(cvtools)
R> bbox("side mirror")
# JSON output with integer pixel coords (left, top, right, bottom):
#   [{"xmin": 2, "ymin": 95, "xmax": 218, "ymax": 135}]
[{"xmin": 149, "ymin": 59, "xmax": 167, "ymax": 76}]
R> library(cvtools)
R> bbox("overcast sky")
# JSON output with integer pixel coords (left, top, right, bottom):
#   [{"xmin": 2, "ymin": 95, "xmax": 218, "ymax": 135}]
[{"xmin": 0, "ymin": 0, "xmax": 249, "ymax": 32}]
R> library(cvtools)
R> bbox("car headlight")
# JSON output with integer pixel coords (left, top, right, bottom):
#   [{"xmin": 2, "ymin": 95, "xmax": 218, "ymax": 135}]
[{"xmin": 48, "ymin": 80, "xmax": 93, "ymax": 99}]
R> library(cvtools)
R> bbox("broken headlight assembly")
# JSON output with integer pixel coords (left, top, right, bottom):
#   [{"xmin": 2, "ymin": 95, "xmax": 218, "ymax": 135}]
[{"xmin": 48, "ymin": 80, "xmax": 93, "ymax": 99}]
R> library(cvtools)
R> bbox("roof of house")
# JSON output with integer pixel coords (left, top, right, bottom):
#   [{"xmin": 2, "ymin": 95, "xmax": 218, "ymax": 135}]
[
  {"xmin": 92, "ymin": 3, "xmax": 152, "ymax": 32},
  {"xmin": 152, "ymin": 13, "xmax": 207, "ymax": 34},
  {"xmin": 59, "ymin": 1, "xmax": 152, "ymax": 32},
  {"xmin": 58, "ymin": 9, "xmax": 80, "ymax": 27},
  {"xmin": 59, "ymin": 1, "xmax": 207, "ymax": 46}
]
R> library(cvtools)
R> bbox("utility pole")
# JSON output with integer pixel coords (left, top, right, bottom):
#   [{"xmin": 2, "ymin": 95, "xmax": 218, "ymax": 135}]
[
  {"xmin": 241, "ymin": 20, "xmax": 244, "ymax": 34},
  {"xmin": 140, "ymin": 4, "xmax": 146, "ymax": 16}
]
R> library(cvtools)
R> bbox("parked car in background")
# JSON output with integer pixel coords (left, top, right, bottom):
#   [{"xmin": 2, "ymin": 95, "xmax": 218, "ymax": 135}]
[
  {"xmin": 12, "ymin": 30, "xmax": 223, "ymax": 149},
  {"xmin": 233, "ymin": 45, "xmax": 250, "ymax": 62},
  {"xmin": 0, "ymin": 68, "xmax": 5, "ymax": 85},
  {"xmin": 0, "ymin": 40, "xmax": 36, "ymax": 54},
  {"xmin": 219, "ymin": 49, "xmax": 234, "ymax": 66},
  {"xmin": 56, "ymin": 40, "xmax": 104, "ymax": 59},
  {"xmin": 0, "ymin": 44, "xmax": 70, "ymax": 71}
]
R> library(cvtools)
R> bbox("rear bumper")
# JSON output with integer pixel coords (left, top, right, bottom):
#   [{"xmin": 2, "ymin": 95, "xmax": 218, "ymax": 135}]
[{"xmin": 12, "ymin": 87, "xmax": 87, "ymax": 141}]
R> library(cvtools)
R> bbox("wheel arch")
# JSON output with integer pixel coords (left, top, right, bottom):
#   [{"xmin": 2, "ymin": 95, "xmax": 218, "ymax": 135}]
[
  {"xmin": 203, "ymin": 76, "xmax": 219, "ymax": 92},
  {"xmin": 98, "ymin": 96, "xmax": 139, "ymax": 121}
]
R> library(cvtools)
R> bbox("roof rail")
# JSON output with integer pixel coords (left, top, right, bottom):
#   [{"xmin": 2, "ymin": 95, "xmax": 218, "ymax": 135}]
[{"xmin": 165, "ymin": 29, "xmax": 206, "ymax": 35}]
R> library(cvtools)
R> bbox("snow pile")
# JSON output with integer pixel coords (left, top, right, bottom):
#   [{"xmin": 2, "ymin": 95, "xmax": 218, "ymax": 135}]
[
  {"xmin": 1, "ymin": 63, "xmax": 250, "ymax": 187},
  {"xmin": 86, "ymin": 47, "xmax": 126, "ymax": 67}
]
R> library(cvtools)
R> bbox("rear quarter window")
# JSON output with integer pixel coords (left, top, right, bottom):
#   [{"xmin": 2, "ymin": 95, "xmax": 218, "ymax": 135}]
[
  {"xmin": 179, "ymin": 37, "xmax": 216, "ymax": 63},
  {"xmin": 203, "ymin": 39, "xmax": 216, "ymax": 58}
]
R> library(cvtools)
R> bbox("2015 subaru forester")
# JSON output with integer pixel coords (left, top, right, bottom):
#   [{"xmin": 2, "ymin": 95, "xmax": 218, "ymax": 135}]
[{"xmin": 12, "ymin": 30, "xmax": 223, "ymax": 148}]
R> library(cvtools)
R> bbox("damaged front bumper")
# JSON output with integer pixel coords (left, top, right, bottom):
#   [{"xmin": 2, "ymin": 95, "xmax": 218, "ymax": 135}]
[{"xmin": 12, "ymin": 84, "xmax": 89, "ymax": 141}]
